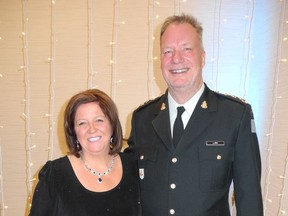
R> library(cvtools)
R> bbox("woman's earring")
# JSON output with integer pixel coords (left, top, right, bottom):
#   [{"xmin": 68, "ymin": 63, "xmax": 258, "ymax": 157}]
[
  {"xmin": 76, "ymin": 140, "xmax": 81, "ymax": 150},
  {"xmin": 110, "ymin": 137, "xmax": 114, "ymax": 144}
]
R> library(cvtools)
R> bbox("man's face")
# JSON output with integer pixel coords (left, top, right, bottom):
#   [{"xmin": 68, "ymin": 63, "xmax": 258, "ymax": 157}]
[{"xmin": 160, "ymin": 23, "xmax": 205, "ymax": 94}]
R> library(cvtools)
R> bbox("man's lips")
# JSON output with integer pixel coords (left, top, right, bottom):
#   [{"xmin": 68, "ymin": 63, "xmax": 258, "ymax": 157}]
[{"xmin": 169, "ymin": 68, "xmax": 189, "ymax": 73}]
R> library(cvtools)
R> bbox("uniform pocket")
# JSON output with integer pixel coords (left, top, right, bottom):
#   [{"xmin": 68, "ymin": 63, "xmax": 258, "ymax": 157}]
[
  {"xmin": 135, "ymin": 147, "xmax": 158, "ymax": 189},
  {"xmin": 198, "ymin": 146, "xmax": 234, "ymax": 191}
]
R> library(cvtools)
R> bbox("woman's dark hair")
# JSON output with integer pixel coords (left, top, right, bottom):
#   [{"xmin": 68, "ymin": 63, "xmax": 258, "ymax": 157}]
[{"xmin": 64, "ymin": 89, "xmax": 123, "ymax": 157}]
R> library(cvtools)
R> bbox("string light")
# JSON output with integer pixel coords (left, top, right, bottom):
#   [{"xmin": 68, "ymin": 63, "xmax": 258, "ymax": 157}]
[
  {"xmin": 88, "ymin": 0, "xmax": 95, "ymax": 89},
  {"xmin": 174, "ymin": 0, "xmax": 180, "ymax": 15},
  {"xmin": 21, "ymin": 1, "xmax": 34, "ymax": 213},
  {"xmin": 277, "ymin": 144, "xmax": 288, "ymax": 215},
  {"xmin": 147, "ymin": 0, "xmax": 156, "ymax": 99},
  {"xmin": 0, "ymin": 145, "xmax": 6, "ymax": 216},
  {"xmin": 47, "ymin": 0, "xmax": 57, "ymax": 160},
  {"xmin": 263, "ymin": 0, "xmax": 287, "ymax": 214},
  {"xmin": 211, "ymin": 0, "xmax": 222, "ymax": 91},
  {"xmin": 239, "ymin": 0, "xmax": 255, "ymax": 99},
  {"xmin": 110, "ymin": 0, "xmax": 122, "ymax": 101}
]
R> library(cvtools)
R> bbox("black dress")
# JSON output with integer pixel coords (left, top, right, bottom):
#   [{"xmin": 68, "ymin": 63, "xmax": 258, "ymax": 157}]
[{"xmin": 29, "ymin": 152, "xmax": 141, "ymax": 216}]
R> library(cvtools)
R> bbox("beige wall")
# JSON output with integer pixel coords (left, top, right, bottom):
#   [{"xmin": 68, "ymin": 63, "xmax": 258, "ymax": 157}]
[{"xmin": 0, "ymin": 0, "xmax": 287, "ymax": 215}]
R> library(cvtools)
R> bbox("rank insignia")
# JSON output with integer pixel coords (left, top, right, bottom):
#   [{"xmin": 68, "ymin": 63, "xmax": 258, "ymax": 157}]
[
  {"xmin": 201, "ymin": 100, "xmax": 208, "ymax": 109},
  {"xmin": 160, "ymin": 103, "xmax": 166, "ymax": 110}
]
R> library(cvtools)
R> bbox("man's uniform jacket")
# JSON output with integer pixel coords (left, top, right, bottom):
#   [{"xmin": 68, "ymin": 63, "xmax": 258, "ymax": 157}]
[{"xmin": 125, "ymin": 84, "xmax": 263, "ymax": 216}]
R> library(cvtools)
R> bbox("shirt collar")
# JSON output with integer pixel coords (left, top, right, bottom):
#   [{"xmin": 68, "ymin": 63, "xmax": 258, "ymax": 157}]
[{"xmin": 168, "ymin": 83, "xmax": 205, "ymax": 116}]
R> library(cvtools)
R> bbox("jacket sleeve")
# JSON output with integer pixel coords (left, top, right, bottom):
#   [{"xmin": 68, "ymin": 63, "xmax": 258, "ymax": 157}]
[
  {"xmin": 29, "ymin": 161, "xmax": 58, "ymax": 216},
  {"xmin": 233, "ymin": 104, "xmax": 263, "ymax": 215}
]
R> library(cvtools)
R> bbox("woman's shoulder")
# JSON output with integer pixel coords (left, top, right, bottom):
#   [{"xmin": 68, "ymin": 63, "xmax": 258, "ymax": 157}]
[
  {"xmin": 38, "ymin": 156, "xmax": 70, "ymax": 181},
  {"xmin": 119, "ymin": 152, "xmax": 138, "ymax": 173}
]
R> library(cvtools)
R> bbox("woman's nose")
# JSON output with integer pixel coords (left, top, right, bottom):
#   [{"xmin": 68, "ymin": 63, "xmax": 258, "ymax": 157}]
[{"xmin": 88, "ymin": 123, "xmax": 97, "ymax": 133}]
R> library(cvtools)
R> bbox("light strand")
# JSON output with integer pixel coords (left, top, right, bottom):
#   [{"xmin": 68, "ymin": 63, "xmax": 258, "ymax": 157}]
[
  {"xmin": 174, "ymin": 0, "xmax": 180, "ymax": 15},
  {"xmin": 87, "ymin": 0, "xmax": 95, "ymax": 89},
  {"xmin": 211, "ymin": 0, "xmax": 222, "ymax": 91},
  {"xmin": 276, "ymin": 2, "xmax": 288, "ymax": 216},
  {"xmin": 239, "ymin": 0, "xmax": 255, "ymax": 99},
  {"xmin": 48, "ymin": 0, "xmax": 57, "ymax": 160},
  {"xmin": 147, "ymin": 0, "xmax": 156, "ymax": 99},
  {"xmin": 278, "ymin": 144, "xmax": 288, "ymax": 215},
  {"xmin": 22, "ymin": 0, "xmax": 33, "ymax": 200},
  {"xmin": 263, "ymin": 0, "xmax": 286, "ymax": 213},
  {"xmin": 111, "ymin": 0, "xmax": 120, "ymax": 101},
  {"xmin": 0, "ymin": 145, "xmax": 5, "ymax": 216}
]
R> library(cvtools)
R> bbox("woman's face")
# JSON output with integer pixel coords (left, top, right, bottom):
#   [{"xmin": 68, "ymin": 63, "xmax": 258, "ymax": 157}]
[{"xmin": 74, "ymin": 102, "xmax": 113, "ymax": 156}]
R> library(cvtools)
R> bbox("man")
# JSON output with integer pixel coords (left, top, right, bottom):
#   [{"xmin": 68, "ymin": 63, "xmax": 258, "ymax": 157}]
[{"xmin": 125, "ymin": 14, "xmax": 263, "ymax": 216}]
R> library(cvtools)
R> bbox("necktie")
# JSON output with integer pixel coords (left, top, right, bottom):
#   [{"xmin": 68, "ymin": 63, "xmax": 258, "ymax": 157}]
[{"xmin": 173, "ymin": 106, "xmax": 185, "ymax": 147}]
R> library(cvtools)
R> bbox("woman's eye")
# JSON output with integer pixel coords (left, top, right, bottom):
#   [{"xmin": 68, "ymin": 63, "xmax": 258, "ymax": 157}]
[
  {"xmin": 78, "ymin": 122, "xmax": 86, "ymax": 126},
  {"xmin": 96, "ymin": 118, "xmax": 104, "ymax": 123}
]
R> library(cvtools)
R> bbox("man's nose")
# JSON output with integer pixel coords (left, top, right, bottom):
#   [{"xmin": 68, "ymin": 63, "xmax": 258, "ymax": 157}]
[{"xmin": 172, "ymin": 50, "xmax": 183, "ymax": 64}]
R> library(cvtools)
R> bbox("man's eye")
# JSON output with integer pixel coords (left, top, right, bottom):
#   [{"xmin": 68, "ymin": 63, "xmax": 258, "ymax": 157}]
[{"xmin": 163, "ymin": 50, "xmax": 173, "ymax": 55}]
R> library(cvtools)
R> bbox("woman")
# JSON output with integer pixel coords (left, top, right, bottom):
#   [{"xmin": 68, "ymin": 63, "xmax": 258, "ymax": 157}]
[{"xmin": 29, "ymin": 89, "xmax": 141, "ymax": 216}]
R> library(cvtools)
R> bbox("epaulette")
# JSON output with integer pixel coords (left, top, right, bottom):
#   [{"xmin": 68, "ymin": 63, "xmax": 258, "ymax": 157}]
[
  {"xmin": 134, "ymin": 96, "xmax": 162, "ymax": 112},
  {"xmin": 214, "ymin": 91, "xmax": 248, "ymax": 105}
]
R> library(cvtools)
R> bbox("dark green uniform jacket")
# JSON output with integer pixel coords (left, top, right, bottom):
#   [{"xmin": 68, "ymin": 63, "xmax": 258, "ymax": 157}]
[{"xmin": 125, "ymin": 84, "xmax": 263, "ymax": 216}]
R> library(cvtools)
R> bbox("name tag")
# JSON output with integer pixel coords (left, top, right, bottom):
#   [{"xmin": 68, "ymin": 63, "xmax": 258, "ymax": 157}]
[{"xmin": 206, "ymin": 140, "xmax": 225, "ymax": 146}]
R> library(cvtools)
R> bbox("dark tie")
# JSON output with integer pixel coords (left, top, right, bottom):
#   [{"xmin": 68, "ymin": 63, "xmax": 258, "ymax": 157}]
[{"xmin": 173, "ymin": 106, "xmax": 185, "ymax": 147}]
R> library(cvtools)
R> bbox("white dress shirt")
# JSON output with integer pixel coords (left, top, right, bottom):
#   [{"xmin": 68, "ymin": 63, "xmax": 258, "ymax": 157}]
[{"xmin": 168, "ymin": 83, "xmax": 205, "ymax": 138}]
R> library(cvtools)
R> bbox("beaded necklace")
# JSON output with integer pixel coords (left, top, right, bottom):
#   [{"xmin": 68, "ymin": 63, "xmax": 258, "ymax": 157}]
[{"xmin": 80, "ymin": 154, "xmax": 115, "ymax": 183}]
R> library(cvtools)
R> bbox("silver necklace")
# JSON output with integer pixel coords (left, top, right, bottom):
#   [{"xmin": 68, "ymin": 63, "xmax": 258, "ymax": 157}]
[{"xmin": 81, "ymin": 155, "xmax": 115, "ymax": 183}]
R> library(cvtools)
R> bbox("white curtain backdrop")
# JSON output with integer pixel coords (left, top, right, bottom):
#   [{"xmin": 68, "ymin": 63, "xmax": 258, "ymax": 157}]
[{"xmin": 0, "ymin": 0, "xmax": 287, "ymax": 215}]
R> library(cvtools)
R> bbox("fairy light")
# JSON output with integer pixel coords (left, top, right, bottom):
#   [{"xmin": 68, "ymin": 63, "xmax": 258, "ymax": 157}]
[
  {"xmin": 147, "ymin": 0, "xmax": 156, "ymax": 99},
  {"xmin": 87, "ymin": 0, "xmax": 95, "ymax": 89},
  {"xmin": 211, "ymin": 0, "xmax": 222, "ymax": 91},
  {"xmin": 239, "ymin": 0, "xmax": 255, "ymax": 99},
  {"xmin": 110, "ymin": 0, "xmax": 122, "ymax": 101},
  {"xmin": 0, "ymin": 145, "xmax": 6, "ymax": 216},
  {"xmin": 263, "ymin": 0, "xmax": 286, "ymax": 214},
  {"xmin": 21, "ymin": 0, "xmax": 35, "ymax": 208},
  {"xmin": 174, "ymin": 0, "xmax": 180, "ymax": 15},
  {"xmin": 47, "ymin": 0, "xmax": 57, "ymax": 160},
  {"xmin": 277, "ymin": 140, "xmax": 288, "ymax": 212}
]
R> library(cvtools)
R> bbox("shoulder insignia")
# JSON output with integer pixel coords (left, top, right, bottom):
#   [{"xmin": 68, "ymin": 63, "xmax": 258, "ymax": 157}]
[
  {"xmin": 134, "ymin": 96, "xmax": 162, "ymax": 112},
  {"xmin": 214, "ymin": 91, "xmax": 248, "ymax": 104}
]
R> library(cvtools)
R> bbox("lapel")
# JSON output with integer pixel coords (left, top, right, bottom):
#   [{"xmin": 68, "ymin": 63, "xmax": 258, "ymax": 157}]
[
  {"xmin": 151, "ymin": 85, "xmax": 218, "ymax": 151},
  {"xmin": 151, "ymin": 92, "xmax": 174, "ymax": 151},
  {"xmin": 178, "ymin": 84, "xmax": 218, "ymax": 149}
]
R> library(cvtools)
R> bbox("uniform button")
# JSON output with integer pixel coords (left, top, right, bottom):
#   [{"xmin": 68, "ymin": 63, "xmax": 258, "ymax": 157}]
[
  {"xmin": 170, "ymin": 183, "xmax": 176, "ymax": 189},
  {"xmin": 217, "ymin": 155, "xmax": 222, "ymax": 160},
  {"xmin": 140, "ymin": 155, "xmax": 144, "ymax": 160},
  {"xmin": 172, "ymin": 158, "xmax": 177, "ymax": 163},
  {"xmin": 169, "ymin": 209, "xmax": 175, "ymax": 215}
]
